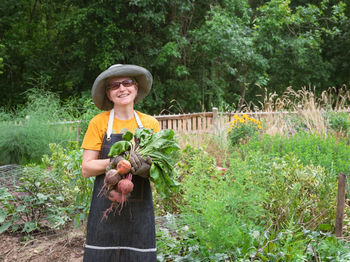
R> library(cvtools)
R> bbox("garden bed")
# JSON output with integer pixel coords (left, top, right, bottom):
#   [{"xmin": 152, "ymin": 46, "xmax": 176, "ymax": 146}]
[{"xmin": 0, "ymin": 223, "xmax": 85, "ymax": 262}]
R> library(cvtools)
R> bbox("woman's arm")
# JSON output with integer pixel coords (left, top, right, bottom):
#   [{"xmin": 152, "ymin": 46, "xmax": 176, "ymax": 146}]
[{"xmin": 81, "ymin": 149, "xmax": 110, "ymax": 178}]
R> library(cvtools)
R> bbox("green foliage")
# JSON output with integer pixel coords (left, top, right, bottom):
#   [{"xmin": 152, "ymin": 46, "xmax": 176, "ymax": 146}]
[
  {"xmin": 177, "ymin": 145, "xmax": 265, "ymax": 258},
  {"xmin": 248, "ymin": 224, "xmax": 350, "ymax": 261},
  {"xmin": 239, "ymin": 132, "xmax": 350, "ymax": 175},
  {"xmin": 236, "ymin": 152, "xmax": 337, "ymax": 231},
  {"xmin": 324, "ymin": 110, "xmax": 350, "ymax": 135},
  {"xmin": 158, "ymin": 140, "xmax": 349, "ymax": 260},
  {"xmin": 0, "ymin": 89, "xmax": 76, "ymax": 165},
  {"xmin": 0, "ymin": 165, "xmax": 72, "ymax": 234},
  {"xmin": 41, "ymin": 143, "xmax": 94, "ymax": 228},
  {"xmin": 1, "ymin": 0, "xmax": 349, "ymax": 113},
  {"xmin": 253, "ymin": 0, "xmax": 341, "ymax": 93},
  {"xmin": 0, "ymin": 142, "xmax": 92, "ymax": 235}
]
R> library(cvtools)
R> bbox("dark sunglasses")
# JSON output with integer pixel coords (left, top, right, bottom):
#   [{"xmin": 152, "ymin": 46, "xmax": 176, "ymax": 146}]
[{"xmin": 107, "ymin": 79, "xmax": 135, "ymax": 91}]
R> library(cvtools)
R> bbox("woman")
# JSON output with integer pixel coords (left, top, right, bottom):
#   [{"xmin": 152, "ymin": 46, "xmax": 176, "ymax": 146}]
[{"xmin": 81, "ymin": 64, "xmax": 160, "ymax": 261}]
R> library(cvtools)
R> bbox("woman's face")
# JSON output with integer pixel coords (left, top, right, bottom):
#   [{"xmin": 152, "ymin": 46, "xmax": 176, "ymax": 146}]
[{"xmin": 105, "ymin": 76, "xmax": 138, "ymax": 107}]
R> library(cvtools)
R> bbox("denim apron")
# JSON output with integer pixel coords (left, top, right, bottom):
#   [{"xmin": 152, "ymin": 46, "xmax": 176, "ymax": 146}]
[{"xmin": 83, "ymin": 109, "xmax": 156, "ymax": 262}]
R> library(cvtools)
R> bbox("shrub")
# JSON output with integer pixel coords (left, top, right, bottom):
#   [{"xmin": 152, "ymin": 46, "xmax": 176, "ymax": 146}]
[
  {"xmin": 177, "ymin": 146, "xmax": 265, "ymax": 258},
  {"xmin": 41, "ymin": 143, "xmax": 94, "ymax": 228},
  {"xmin": 0, "ymin": 89, "xmax": 76, "ymax": 165},
  {"xmin": 324, "ymin": 110, "xmax": 350, "ymax": 136},
  {"xmin": 0, "ymin": 165, "xmax": 72, "ymax": 234},
  {"xmin": 167, "ymin": 143, "xmax": 346, "ymax": 260},
  {"xmin": 227, "ymin": 114, "xmax": 262, "ymax": 146},
  {"xmin": 237, "ymin": 152, "xmax": 337, "ymax": 231},
  {"xmin": 0, "ymin": 142, "xmax": 93, "ymax": 236}
]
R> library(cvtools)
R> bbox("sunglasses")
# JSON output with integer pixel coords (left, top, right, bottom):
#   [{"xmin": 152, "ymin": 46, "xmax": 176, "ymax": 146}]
[{"xmin": 107, "ymin": 79, "xmax": 135, "ymax": 91}]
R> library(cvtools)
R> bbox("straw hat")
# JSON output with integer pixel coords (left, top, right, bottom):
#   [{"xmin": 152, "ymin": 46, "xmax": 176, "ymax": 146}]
[{"xmin": 92, "ymin": 64, "xmax": 153, "ymax": 110}]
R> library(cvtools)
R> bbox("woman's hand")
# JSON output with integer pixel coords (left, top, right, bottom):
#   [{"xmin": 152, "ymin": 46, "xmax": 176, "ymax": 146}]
[{"xmin": 129, "ymin": 151, "xmax": 152, "ymax": 178}]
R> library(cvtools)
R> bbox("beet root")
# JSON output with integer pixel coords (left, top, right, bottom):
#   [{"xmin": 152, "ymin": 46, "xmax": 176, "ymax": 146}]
[
  {"xmin": 105, "ymin": 169, "xmax": 121, "ymax": 186},
  {"xmin": 116, "ymin": 159, "xmax": 131, "ymax": 175},
  {"xmin": 117, "ymin": 177, "xmax": 134, "ymax": 195}
]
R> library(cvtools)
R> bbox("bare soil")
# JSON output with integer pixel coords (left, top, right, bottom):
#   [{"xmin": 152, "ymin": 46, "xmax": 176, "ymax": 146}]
[{"xmin": 0, "ymin": 224, "xmax": 85, "ymax": 262}]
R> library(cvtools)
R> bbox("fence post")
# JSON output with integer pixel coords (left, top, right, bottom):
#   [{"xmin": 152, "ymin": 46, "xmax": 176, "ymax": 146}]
[
  {"xmin": 212, "ymin": 107, "xmax": 218, "ymax": 134},
  {"xmin": 335, "ymin": 172, "xmax": 346, "ymax": 237}
]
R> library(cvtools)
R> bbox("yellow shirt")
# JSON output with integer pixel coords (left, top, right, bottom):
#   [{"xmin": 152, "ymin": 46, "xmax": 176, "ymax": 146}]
[{"xmin": 81, "ymin": 110, "xmax": 160, "ymax": 151}]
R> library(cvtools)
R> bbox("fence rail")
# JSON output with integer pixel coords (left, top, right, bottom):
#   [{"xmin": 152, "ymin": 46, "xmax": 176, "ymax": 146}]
[{"xmin": 154, "ymin": 108, "xmax": 350, "ymax": 133}]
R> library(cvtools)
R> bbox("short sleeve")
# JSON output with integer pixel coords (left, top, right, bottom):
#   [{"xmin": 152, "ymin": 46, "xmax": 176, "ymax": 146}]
[{"xmin": 81, "ymin": 118, "xmax": 105, "ymax": 151}]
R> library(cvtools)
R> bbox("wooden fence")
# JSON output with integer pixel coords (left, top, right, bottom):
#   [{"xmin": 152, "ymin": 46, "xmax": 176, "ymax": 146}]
[
  {"xmin": 155, "ymin": 108, "xmax": 266, "ymax": 133},
  {"xmin": 154, "ymin": 107, "xmax": 350, "ymax": 133}
]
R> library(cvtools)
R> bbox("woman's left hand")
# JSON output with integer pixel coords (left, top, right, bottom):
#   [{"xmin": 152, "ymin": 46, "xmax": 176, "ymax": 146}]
[{"xmin": 129, "ymin": 151, "xmax": 152, "ymax": 178}]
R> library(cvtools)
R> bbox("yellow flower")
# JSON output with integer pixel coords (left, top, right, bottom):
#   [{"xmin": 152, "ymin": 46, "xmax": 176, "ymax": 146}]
[{"xmin": 257, "ymin": 125, "xmax": 262, "ymax": 129}]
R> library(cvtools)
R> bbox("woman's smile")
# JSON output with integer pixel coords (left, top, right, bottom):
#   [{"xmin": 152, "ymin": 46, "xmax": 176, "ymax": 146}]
[{"xmin": 106, "ymin": 77, "xmax": 138, "ymax": 106}]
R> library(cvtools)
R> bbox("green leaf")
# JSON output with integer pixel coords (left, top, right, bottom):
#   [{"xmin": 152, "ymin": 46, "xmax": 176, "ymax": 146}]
[
  {"xmin": 122, "ymin": 131, "xmax": 133, "ymax": 141},
  {"xmin": 0, "ymin": 209, "xmax": 7, "ymax": 223},
  {"xmin": 23, "ymin": 222, "xmax": 38, "ymax": 233},
  {"xmin": 108, "ymin": 141, "xmax": 132, "ymax": 157},
  {"xmin": 0, "ymin": 221, "xmax": 11, "ymax": 234},
  {"xmin": 150, "ymin": 163, "xmax": 161, "ymax": 181},
  {"xmin": 17, "ymin": 205, "xmax": 26, "ymax": 212}
]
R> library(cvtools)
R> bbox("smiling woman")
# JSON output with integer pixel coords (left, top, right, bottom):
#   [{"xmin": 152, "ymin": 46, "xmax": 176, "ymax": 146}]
[
  {"xmin": 80, "ymin": 64, "xmax": 160, "ymax": 262},
  {"xmin": 105, "ymin": 77, "xmax": 138, "ymax": 108}
]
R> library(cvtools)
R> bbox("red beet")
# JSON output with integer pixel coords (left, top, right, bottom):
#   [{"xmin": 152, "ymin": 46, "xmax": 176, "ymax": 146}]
[
  {"xmin": 117, "ymin": 174, "xmax": 134, "ymax": 195},
  {"xmin": 108, "ymin": 190, "xmax": 128, "ymax": 203},
  {"xmin": 116, "ymin": 159, "xmax": 131, "ymax": 175},
  {"xmin": 105, "ymin": 169, "xmax": 121, "ymax": 186}
]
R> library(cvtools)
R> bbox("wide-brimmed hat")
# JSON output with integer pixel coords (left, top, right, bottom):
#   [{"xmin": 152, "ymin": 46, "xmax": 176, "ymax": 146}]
[{"xmin": 92, "ymin": 64, "xmax": 153, "ymax": 110}]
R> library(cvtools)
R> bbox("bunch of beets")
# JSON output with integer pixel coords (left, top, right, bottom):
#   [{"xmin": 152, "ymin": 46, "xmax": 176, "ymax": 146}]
[{"xmin": 100, "ymin": 159, "xmax": 134, "ymax": 219}]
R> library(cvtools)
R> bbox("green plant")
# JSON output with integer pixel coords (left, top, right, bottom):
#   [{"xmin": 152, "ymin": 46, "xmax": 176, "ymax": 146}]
[
  {"xmin": 0, "ymin": 88, "xmax": 76, "ymax": 165},
  {"xmin": 41, "ymin": 143, "xmax": 94, "ymax": 228},
  {"xmin": 324, "ymin": 110, "xmax": 350, "ymax": 135},
  {"xmin": 240, "ymin": 132, "xmax": 350, "ymax": 177},
  {"xmin": 154, "ymin": 134, "xmax": 350, "ymax": 260},
  {"xmin": 236, "ymin": 152, "xmax": 337, "ymax": 231},
  {"xmin": 177, "ymin": 145, "xmax": 265, "ymax": 258},
  {"xmin": 248, "ymin": 223, "xmax": 350, "ymax": 261},
  {"xmin": 227, "ymin": 114, "xmax": 262, "ymax": 146},
  {"xmin": 0, "ymin": 165, "xmax": 72, "ymax": 234}
]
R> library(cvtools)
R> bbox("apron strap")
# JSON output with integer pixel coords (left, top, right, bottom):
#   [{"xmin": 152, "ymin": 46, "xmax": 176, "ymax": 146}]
[
  {"xmin": 107, "ymin": 109, "xmax": 144, "ymax": 140},
  {"xmin": 134, "ymin": 111, "xmax": 144, "ymax": 129},
  {"xmin": 107, "ymin": 109, "xmax": 115, "ymax": 140}
]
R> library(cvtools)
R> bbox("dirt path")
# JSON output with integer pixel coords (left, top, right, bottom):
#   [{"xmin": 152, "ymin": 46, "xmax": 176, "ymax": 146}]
[{"xmin": 0, "ymin": 225, "xmax": 85, "ymax": 262}]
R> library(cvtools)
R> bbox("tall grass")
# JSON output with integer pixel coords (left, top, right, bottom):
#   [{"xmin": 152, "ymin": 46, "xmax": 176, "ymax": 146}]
[
  {"xmin": 0, "ymin": 89, "xmax": 76, "ymax": 164},
  {"xmin": 258, "ymin": 86, "xmax": 350, "ymax": 137}
]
